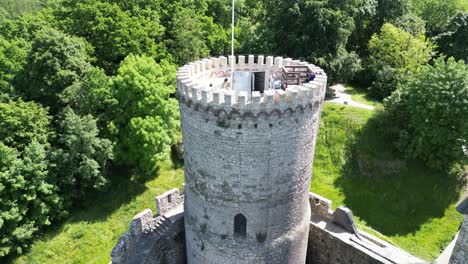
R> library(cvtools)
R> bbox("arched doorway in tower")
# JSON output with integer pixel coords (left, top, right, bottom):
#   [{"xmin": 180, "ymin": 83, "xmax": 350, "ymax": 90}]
[{"xmin": 234, "ymin": 214, "xmax": 247, "ymax": 238}]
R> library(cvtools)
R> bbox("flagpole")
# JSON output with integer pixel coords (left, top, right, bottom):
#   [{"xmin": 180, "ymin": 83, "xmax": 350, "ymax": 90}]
[{"xmin": 230, "ymin": 0, "xmax": 235, "ymax": 87}]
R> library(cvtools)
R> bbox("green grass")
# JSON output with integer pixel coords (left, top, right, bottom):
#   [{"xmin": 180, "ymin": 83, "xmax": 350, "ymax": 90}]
[
  {"xmin": 11, "ymin": 161, "xmax": 184, "ymax": 264},
  {"xmin": 10, "ymin": 103, "xmax": 464, "ymax": 263},
  {"xmin": 345, "ymin": 84, "xmax": 381, "ymax": 107},
  {"xmin": 311, "ymin": 103, "xmax": 464, "ymax": 261}
]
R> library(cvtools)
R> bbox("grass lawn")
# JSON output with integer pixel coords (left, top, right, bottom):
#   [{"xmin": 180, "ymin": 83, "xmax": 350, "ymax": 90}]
[
  {"xmin": 10, "ymin": 162, "xmax": 184, "ymax": 264},
  {"xmin": 345, "ymin": 84, "xmax": 381, "ymax": 107},
  {"xmin": 311, "ymin": 103, "xmax": 465, "ymax": 261},
  {"xmin": 9, "ymin": 103, "xmax": 464, "ymax": 263}
]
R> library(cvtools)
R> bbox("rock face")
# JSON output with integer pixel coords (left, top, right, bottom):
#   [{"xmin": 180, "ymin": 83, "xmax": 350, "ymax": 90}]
[{"xmin": 176, "ymin": 55, "xmax": 327, "ymax": 264}]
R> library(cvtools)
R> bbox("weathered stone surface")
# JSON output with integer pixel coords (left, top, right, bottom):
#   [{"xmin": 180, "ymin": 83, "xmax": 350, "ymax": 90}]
[
  {"xmin": 111, "ymin": 192, "xmax": 424, "ymax": 264},
  {"xmin": 110, "ymin": 55, "xmax": 430, "ymax": 264},
  {"xmin": 110, "ymin": 191, "xmax": 186, "ymax": 264},
  {"xmin": 306, "ymin": 194, "xmax": 424, "ymax": 264},
  {"xmin": 178, "ymin": 55, "xmax": 327, "ymax": 264},
  {"xmin": 449, "ymin": 215, "xmax": 468, "ymax": 264}
]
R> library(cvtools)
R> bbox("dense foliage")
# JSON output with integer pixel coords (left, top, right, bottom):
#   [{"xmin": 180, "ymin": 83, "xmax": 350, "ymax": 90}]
[
  {"xmin": 112, "ymin": 55, "xmax": 179, "ymax": 172},
  {"xmin": 381, "ymin": 57, "xmax": 468, "ymax": 169},
  {"xmin": 367, "ymin": 23, "xmax": 434, "ymax": 99},
  {"xmin": 0, "ymin": 0, "xmax": 467, "ymax": 260}
]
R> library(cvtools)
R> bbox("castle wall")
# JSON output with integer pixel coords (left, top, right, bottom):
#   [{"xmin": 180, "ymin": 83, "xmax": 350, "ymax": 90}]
[
  {"xmin": 449, "ymin": 215, "xmax": 467, "ymax": 264},
  {"xmin": 306, "ymin": 193, "xmax": 423, "ymax": 264},
  {"xmin": 111, "ymin": 191, "xmax": 186, "ymax": 264},
  {"xmin": 178, "ymin": 56, "xmax": 327, "ymax": 264}
]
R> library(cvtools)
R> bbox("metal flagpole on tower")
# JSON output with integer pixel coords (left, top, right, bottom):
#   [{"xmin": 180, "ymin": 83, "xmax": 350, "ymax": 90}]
[{"xmin": 230, "ymin": 0, "xmax": 235, "ymax": 87}]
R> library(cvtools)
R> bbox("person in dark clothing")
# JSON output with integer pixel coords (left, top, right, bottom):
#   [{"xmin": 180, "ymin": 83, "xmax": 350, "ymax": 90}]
[{"xmin": 308, "ymin": 72, "xmax": 316, "ymax": 82}]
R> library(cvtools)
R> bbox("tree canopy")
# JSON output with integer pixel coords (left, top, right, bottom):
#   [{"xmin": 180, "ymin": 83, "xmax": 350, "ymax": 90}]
[
  {"xmin": 367, "ymin": 23, "xmax": 434, "ymax": 99},
  {"xmin": 382, "ymin": 57, "xmax": 468, "ymax": 169}
]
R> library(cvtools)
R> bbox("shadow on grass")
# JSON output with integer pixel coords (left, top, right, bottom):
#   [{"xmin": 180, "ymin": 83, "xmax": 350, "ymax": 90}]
[
  {"xmin": 67, "ymin": 164, "xmax": 160, "ymax": 223},
  {"xmin": 335, "ymin": 115, "xmax": 465, "ymax": 236},
  {"xmin": 4, "ymin": 164, "xmax": 161, "ymax": 264}
]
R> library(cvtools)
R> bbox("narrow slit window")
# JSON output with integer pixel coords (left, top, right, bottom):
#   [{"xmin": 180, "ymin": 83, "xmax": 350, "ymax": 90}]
[{"xmin": 234, "ymin": 214, "xmax": 247, "ymax": 238}]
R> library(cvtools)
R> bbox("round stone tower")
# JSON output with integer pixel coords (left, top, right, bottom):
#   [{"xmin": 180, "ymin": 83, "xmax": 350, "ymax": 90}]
[{"xmin": 177, "ymin": 55, "xmax": 327, "ymax": 264}]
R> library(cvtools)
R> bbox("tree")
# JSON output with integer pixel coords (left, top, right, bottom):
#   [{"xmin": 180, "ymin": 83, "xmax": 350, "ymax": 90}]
[
  {"xmin": 436, "ymin": 12, "xmax": 468, "ymax": 62},
  {"xmin": 412, "ymin": 0, "xmax": 466, "ymax": 36},
  {"xmin": 59, "ymin": 66, "xmax": 117, "ymax": 130},
  {"xmin": 0, "ymin": 100, "xmax": 51, "ymax": 151},
  {"xmin": 382, "ymin": 57, "xmax": 468, "ymax": 170},
  {"xmin": 0, "ymin": 36, "xmax": 29, "ymax": 97},
  {"xmin": 16, "ymin": 27, "xmax": 91, "ymax": 110},
  {"xmin": 112, "ymin": 55, "xmax": 179, "ymax": 173},
  {"xmin": 265, "ymin": 0, "xmax": 361, "ymax": 83},
  {"xmin": 394, "ymin": 13, "xmax": 427, "ymax": 35},
  {"xmin": 370, "ymin": 0, "xmax": 412, "ymax": 33},
  {"xmin": 367, "ymin": 23, "xmax": 434, "ymax": 98},
  {"xmin": 51, "ymin": 107, "xmax": 113, "ymax": 203},
  {"xmin": 0, "ymin": 141, "xmax": 62, "ymax": 257},
  {"xmin": 55, "ymin": 0, "xmax": 166, "ymax": 73},
  {"xmin": 166, "ymin": 7, "xmax": 210, "ymax": 64}
]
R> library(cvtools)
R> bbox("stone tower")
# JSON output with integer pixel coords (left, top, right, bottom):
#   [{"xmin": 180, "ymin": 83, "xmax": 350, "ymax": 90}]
[{"xmin": 177, "ymin": 55, "xmax": 327, "ymax": 264}]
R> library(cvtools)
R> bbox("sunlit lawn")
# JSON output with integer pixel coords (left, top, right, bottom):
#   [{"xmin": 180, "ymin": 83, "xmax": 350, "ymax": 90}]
[
  {"xmin": 345, "ymin": 84, "xmax": 382, "ymax": 107},
  {"xmin": 311, "ymin": 103, "xmax": 464, "ymax": 261},
  {"xmin": 11, "ymin": 162, "xmax": 184, "ymax": 264}
]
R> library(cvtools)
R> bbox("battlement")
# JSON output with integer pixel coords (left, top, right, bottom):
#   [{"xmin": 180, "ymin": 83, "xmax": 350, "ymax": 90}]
[
  {"xmin": 156, "ymin": 188, "xmax": 184, "ymax": 216},
  {"xmin": 176, "ymin": 55, "xmax": 327, "ymax": 114},
  {"xmin": 309, "ymin": 192, "xmax": 334, "ymax": 221}
]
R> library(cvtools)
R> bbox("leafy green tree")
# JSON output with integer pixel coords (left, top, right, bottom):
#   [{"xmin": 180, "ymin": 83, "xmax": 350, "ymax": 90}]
[
  {"xmin": 265, "ymin": 0, "xmax": 361, "ymax": 83},
  {"xmin": 346, "ymin": 0, "xmax": 378, "ymax": 55},
  {"xmin": 367, "ymin": 23, "xmax": 434, "ymax": 98},
  {"xmin": 16, "ymin": 27, "xmax": 91, "ymax": 110},
  {"xmin": 412, "ymin": 0, "xmax": 466, "ymax": 35},
  {"xmin": 59, "ymin": 66, "xmax": 117, "ymax": 129},
  {"xmin": 375, "ymin": 0, "xmax": 411, "ymax": 26},
  {"xmin": 0, "ymin": 36, "xmax": 28, "ymax": 97},
  {"xmin": 0, "ymin": 100, "xmax": 51, "ymax": 151},
  {"xmin": 0, "ymin": 141, "xmax": 62, "ymax": 257},
  {"xmin": 166, "ymin": 7, "xmax": 210, "ymax": 64},
  {"xmin": 436, "ymin": 12, "xmax": 468, "ymax": 61},
  {"xmin": 394, "ymin": 13, "xmax": 427, "ymax": 35},
  {"xmin": 51, "ymin": 107, "xmax": 113, "ymax": 203},
  {"xmin": 0, "ymin": 7, "xmax": 55, "ymax": 42},
  {"xmin": 382, "ymin": 57, "xmax": 468, "ymax": 170},
  {"xmin": 112, "ymin": 55, "xmax": 179, "ymax": 173},
  {"xmin": 55, "ymin": 0, "xmax": 166, "ymax": 73}
]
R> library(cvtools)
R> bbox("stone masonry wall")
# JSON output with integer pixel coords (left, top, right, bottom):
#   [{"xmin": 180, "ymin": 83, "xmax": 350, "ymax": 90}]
[
  {"xmin": 178, "ymin": 55, "xmax": 327, "ymax": 264},
  {"xmin": 449, "ymin": 215, "xmax": 467, "ymax": 264},
  {"xmin": 306, "ymin": 193, "xmax": 423, "ymax": 264},
  {"xmin": 111, "ymin": 190, "xmax": 186, "ymax": 264}
]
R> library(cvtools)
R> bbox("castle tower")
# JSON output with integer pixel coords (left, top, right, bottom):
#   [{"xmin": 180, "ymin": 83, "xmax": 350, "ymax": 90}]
[{"xmin": 177, "ymin": 55, "xmax": 327, "ymax": 264}]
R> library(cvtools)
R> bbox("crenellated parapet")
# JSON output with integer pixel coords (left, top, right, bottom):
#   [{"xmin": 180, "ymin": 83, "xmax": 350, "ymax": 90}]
[{"xmin": 176, "ymin": 55, "xmax": 327, "ymax": 118}]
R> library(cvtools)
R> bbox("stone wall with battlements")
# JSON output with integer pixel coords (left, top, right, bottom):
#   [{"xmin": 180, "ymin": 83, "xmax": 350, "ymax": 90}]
[
  {"xmin": 179, "ymin": 55, "xmax": 327, "ymax": 264},
  {"xmin": 111, "ymin": 190, "xmax": 186, "ymax": 264},
  {"xmin": 111, "ymin": 192, "xmax": 424, "ymax": 264},
  {"xmin": 176, "ymin": 55, "xmax": 327, "ymax": 115},
  {"xmin": 306, "ymin": 194, "xmax": 424, "ymax": 264},
  {"xmin": 156, "ymin": 188, "xmax": 184, "ymax": 216}
]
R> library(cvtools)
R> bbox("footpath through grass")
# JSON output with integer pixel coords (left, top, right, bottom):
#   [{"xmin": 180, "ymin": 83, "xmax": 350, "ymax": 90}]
[
  {"xmin": 311, "ymin": 103, "xmax": 464, "ymax": 261},
  {"xmin": 345, "ymin": 84, "xmax": 381, "ymax": 107},
  {"xmin": 10, "ymin": 103, "xmax": 463, "ymax": 263},
  {"xmin": 11, "ymin": 162, "xmax": 184, "ymax": 264}
]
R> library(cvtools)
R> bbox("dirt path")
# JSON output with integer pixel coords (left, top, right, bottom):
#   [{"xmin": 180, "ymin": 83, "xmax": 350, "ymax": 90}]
[{"xmin": 326, "ymin": 84, "xmax": 375, "ymax": 110}]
